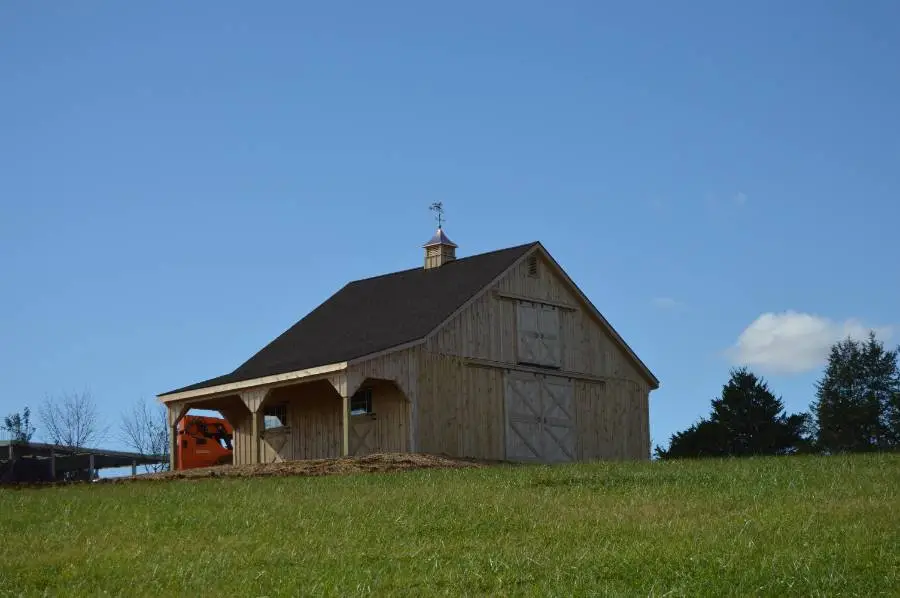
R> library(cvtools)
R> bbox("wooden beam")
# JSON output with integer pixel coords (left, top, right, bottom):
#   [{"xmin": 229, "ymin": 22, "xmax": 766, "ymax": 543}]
[
  {"xmin": 346, "ymin": 338, "xmax": 426, "ymax": 366},
  {"xmin": 463, "ymin": 357, "xmax": 611, "ymax": 385},
  {"xmin": 494, "ymin": 290, "xmax": 578, "ymax": 311},
  {"xmin": 158, "ymin": 361, "xmax": 348, "ymax": 403}
]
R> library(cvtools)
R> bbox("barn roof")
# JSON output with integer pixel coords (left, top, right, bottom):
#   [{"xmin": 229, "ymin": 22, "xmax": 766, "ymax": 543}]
[{"xmin": 160, "ymin": 242, "xmax": 538, "ymax": 396}]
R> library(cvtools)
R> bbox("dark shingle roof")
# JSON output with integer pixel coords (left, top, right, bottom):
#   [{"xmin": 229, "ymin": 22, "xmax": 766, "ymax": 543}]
[{"xmin": 160, "ymin": 242, "xmax": 538, "ymax": 396}]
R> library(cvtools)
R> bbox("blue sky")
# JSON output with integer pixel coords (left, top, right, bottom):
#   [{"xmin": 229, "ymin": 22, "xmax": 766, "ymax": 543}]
[{"xmin": 2, "ymin": 1, "xmax": 898, "ymax": 452}]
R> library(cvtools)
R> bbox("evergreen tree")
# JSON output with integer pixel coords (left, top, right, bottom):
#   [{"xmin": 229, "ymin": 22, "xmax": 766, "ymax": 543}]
[
  {"xmin": 711, "ymin": 368, "xmax": 809, "ymax": 456},
  {"xmin": 656, "ymin": 367, "xmax": 809, "ymax": 459},
  {"xmin": 654, "ymin": 418, "xmax": 727, "ymax": 459},
  {"xmin": 811, "ymin": 332, "xmax": 900, "ymax": 453}
]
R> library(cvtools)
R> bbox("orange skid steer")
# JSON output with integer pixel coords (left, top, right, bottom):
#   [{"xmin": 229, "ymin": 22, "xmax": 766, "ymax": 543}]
[{"xmin": 176, "ymin": 415, "xmax": 234, "ymax": 470}]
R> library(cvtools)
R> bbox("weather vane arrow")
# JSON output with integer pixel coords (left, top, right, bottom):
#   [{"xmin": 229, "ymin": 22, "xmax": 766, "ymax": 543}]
[{"xmin": 429, "ymin": 202, "xmax": 445, "ymax": 229}]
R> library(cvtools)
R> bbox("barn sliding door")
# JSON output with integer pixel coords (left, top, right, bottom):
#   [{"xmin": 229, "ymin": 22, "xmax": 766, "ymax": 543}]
[
  {"xmin": 505, "ymin": 373, "xmax": 544, "ymax": 461},
  {"xmin": 516, "ymin": 302, "xmax": 562, "ymax": 368},
  {"xmin": 505, "ymin": 372, "xmax": 576, "ymax": 462}
]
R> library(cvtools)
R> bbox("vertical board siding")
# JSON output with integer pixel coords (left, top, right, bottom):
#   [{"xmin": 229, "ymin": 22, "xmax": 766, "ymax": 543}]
[
  {"xmin": 574, "ymin": 379, "xmax": 648, "ymax": 460},
  {"xmin": 349, "ymin": 348, "xmax": 418, "ymax": 453},
  {"xmin": 289, "ymin": 380, "xmax": 343, "ymax": 460},
  {"xmin": 231, "ymin": 411, "xmax": 253, "ymax": 466},
  {"xmin": 218, "ymin": 348, "xmax": 422, "ymax": 465},
  {"xmin": 248, "ymin": 380, "xmax": 344, "ymax": 461},
  {"xmin": 432, "ymin": 253, "xmax": 646, "ymax": 385},
  {"xmin": 415, "ymin": 352, "xmax": 505, "ymax": 460},
  {"xmin": 424, "ymin": 251, "xmax": 652, "ymax": 462},
  {"xmin": 416, "ymin": 351, "xmax": 462, "ymax": 457},
  {"xmin": 349, "ymin": 348, "xmax": 418, "ymax": 400},
  {"xmin": 350, "ymin": 380, "xmax": 410, "ymax": 455},
  {"xmin": 226, "ymin": 250, "xmax": 652, "ymax": 465}
]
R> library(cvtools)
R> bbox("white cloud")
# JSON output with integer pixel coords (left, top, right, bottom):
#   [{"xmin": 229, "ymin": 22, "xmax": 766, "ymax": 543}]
[
  {"xmin": 652, "ymin": 297, "xmax": 681, "ymax": 310},
  {"xmin": 726, "ymin": 311, "xmax": 892, "ymax": 375}
]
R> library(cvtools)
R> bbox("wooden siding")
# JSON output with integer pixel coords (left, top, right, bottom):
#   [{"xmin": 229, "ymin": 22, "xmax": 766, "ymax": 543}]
[
  {"xmin": 217, "ymin": 250, "xmax": 652, "ymax": 466},
  {"xmin": 422, "ymin": 250, "xmax": 651, "ymax": 462},
  {"xmin": 428, "ymin": 252, "xmax": 647, "ymax": 389},
  {"xmin": 348, "ymin": 349, "xmax": 418, "ymax": 401},
  {"xmin": 231, "ymin": 410, "xmax": 254, "ymax": 466},
  {"xmin": 349, "ymin": 348, "xmax": 418, "ymax": 450},
  {"xmin": 575, "ymin": 379, "xmax": 649, "ymax": 461},
  {"xmin": 228, "ymin": 375, "xmax": 413, "ymax": 463},
  {"xmin": 349, "ymin": 380, "xmax": 410, "ymax": 455},
  {"xmin": 416, "ymin": 353, "xmax": 505, "ymax": 460},
  {"xmin": 412, "ymin": 355, "xmax": 649, "ymax": 462},
  {"xmin": 266, "ymin": 380, "xmax": 344, "ymax": 461}
]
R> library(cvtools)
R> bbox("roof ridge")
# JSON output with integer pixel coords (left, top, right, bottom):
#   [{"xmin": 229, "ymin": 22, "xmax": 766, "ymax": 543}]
[{"xmin": 347, "ymin": 241, "xmax": 540, "ymax": 284}]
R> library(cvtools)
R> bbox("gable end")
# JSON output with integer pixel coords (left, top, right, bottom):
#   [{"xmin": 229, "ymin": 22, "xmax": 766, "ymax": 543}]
[{"xmin": 425, "ymin": 243, "xmax": 659, "ymax": 390}]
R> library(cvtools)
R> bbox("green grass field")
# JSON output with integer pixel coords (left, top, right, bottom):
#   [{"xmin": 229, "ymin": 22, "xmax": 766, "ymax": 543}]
[{"xmin": 1, "ymin": 454, "xmax": 898, "ymax": 597}]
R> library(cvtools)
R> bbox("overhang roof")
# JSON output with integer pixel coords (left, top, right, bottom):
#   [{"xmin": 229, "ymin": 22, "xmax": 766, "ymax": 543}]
[{"xmin": 160, "ymin": 242, "xmax": 538, "ymax": 396}]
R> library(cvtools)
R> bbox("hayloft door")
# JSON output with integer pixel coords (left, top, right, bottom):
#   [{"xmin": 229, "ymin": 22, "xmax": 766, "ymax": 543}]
[
  {"xmin": 538, "ymin": 305, "xmax": 562, "ymax": 367},
  {"xmin": 516, "ymin": 301, "xmax": 562, "ymax": 368},
  {"xmin": 516, "ymin": 302, "xmax": 541, "ymax": 365}
]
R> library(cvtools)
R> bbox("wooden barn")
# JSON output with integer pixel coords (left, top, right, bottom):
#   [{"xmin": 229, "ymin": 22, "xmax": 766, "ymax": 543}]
[{"xmin": 158, "ymin": 229, "xmax": 658, "ymax": 469}]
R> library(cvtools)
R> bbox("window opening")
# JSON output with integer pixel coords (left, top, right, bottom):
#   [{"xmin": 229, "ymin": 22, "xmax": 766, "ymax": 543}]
[
  {"xmin": 264, "ymin": 403, "xmax": 288, "ymax": 429},
  {"xmin": 351, "ymin": 387, "xmax": 373, "ymax": 416}
]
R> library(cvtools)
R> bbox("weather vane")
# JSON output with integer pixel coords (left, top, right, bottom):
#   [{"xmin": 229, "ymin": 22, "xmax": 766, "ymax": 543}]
[{"xmin": 429, "ymin": 202, "xmax": 445, "ymax": 229}]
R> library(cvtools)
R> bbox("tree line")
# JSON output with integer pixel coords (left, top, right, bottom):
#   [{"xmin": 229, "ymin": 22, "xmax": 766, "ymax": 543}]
[
  {"xmin": 6, "ymin": 331, "xmax": 898, "ymax": 466},
  {"xmin": 2, "ymin": 393, "xmax": 169, "ymax": 473},
  {"xmin": 655, "ymin": 332, "xmax": 900, "ymax": 459}
]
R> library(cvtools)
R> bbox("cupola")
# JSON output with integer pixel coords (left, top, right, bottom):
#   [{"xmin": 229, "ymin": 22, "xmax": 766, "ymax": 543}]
[{"xmin": 423, "ymin": 227, "xmax": 457, "ymax": 269}]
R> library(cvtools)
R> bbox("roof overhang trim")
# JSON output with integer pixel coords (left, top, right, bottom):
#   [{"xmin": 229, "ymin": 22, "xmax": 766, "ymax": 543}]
[
  {"xmin": 531, "ymin": 244, "xmax": 660, "ymax": 390},
  {"xmin": 157, "ymin": 361, "xmax": 347, "ymax": 403}
]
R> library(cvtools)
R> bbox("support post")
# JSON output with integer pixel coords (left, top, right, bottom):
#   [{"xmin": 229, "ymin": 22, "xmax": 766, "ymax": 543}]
[
  {"xmin": 88, "ymin": 454, "xmax": 95, "ymax": 481},
  {"xmin": 166, "ymin": 401, "xmax": 190, "ymax": 471},
  {"xmin": 50, "ymin": 452, "xmax": 56, "ymax": 481},
  {"xmin": 131, "ymin": 460, "xmax": 137, "ymax": 477},
  {"xmin": 239, "ymin": 388, "xmax": 271, "ymax": 465},
  {"xmin": 328, "ymin": 370, "xmax": 360, "ymax": 459},
  {"xmin": 170, "ymin": 422, "xmax": 177, "ymax": 471},
  {"xmin": 251, "ymin": 411, "xmax": 261, "ymax": 463},
  {"xmin": 342, "ymin": 395, "xmax": 350, "ymax": 457}
]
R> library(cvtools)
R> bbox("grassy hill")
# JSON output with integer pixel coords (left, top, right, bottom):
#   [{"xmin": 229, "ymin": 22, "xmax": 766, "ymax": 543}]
[{"xmin": 1, "ymin": 453, "xmax": 897, "ymax": 596}]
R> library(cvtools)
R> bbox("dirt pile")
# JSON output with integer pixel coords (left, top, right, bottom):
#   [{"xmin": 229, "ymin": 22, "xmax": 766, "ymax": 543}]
[{"xmin": 107, "ymin": 452, "xmax": 493, "ymax": 483}]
